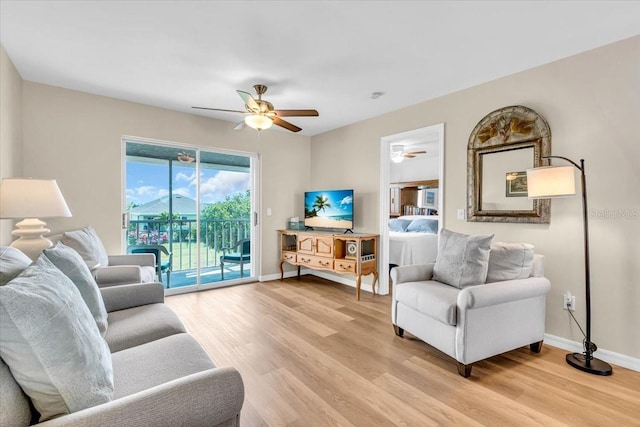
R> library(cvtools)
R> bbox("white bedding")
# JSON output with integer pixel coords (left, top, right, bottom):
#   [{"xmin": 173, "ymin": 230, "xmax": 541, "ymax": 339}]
[{"xmin": 389, "ymin": 231, "xmax": 439, "ymax": 266}]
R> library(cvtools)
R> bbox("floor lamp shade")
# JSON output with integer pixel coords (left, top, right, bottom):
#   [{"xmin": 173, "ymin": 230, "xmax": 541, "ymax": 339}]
[
  {"xmin": 0, "ymin": 178, "xmax": 72, "ymax": 260},
  {"xmin": 526, "ymin": 165, "xmax": 576, "ymax": 199}
]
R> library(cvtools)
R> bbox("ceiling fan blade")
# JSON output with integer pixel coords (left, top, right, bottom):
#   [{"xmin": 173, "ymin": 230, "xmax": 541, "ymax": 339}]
[
  {"xmin": 273, "ymin": 109, "xmax": 319, "ymax": 117},
  {"xmin": 405, "ymin": 150, "xmax": 427, "ymax": 155},
  {"xmin": 192, "ymin": 106, "xmax": 247, "ymax": 114},
  {"xmin": 233, "ymin": 121, "xmax": 246, "ymax": 131},
  {"xmin": 273, "ymin": 116, "xmax": 302, "ymax": 133},
  {"xmin": 403, "ymin": 154, "xmax": 416, "ymax": 158},
  {"xmin": 236, "ymin": 90, "xmax": 260, "ymax": 112}
]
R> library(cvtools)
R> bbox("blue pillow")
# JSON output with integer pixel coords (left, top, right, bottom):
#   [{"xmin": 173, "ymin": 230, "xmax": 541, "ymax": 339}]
[
  {"xmin": 406, "ymin": 218, "xmax": 439, "ymax": 233},
  {"xmin": 389, "ymin": 219, "xmax": 412, "ymax": 232}
]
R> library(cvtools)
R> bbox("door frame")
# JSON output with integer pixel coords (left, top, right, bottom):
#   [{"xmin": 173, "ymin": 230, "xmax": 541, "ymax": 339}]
[{"xmin": 378, "ymin": 123, "xmax": 445, "ymax": 295}]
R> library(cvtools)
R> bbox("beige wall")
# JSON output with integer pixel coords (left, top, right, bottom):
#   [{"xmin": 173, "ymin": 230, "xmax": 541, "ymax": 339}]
[
  {"xmin": 0, "ymin": 45, "xmax": 24, "ymax": 243},
  {"xmin": 19, "ymin": 82, "xmax": 311, "ymax": 277},
  {"xmin": 311, "ymin": 36, "xmax": 640, "ymax": 358}
]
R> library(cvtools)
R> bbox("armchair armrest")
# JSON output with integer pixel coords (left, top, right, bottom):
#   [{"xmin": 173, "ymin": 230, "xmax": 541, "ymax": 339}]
[
  {"xmin": 100, "ymin": 282, "xmax": 165, "ymax": 312},
  {"xmin": 108, "ymin": 254, "xmax": 155, "ymax": 268},
  {"xmin": 391, "ymin": 263, "xmax": 435, "ymax": 286},
  {"xmin": 458, "ymin": 277, "xmax": 551, "ymax": 309},
  {"xmin": 38, "ymin": 367, "xmax": 244, "ymax": 427},
  {"xmin": 94, "ymin": 265, "xmax": 142, "ymax": 287}
]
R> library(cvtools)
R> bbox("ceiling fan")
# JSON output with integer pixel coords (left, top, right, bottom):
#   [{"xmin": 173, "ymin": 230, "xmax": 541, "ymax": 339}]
[
  {"xmin": 192, "ymin": 84, "xmax": 319, "ymax": 133},
  {"xmin": 390, "ymin": 145, "xmax": 427, "ymax": 163}
]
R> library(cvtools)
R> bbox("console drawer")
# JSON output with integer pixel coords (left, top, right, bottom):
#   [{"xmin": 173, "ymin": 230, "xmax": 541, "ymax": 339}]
[
  {"xmin": 282, "ymin": 252, "xmax": 297, "ymax": 263},
  {"xmin": 298, "ymin": 255, "xmax": 333, "ymax": 270},
  {"xmin": 334, "ymin": 259, "xmax": 356, "ymax": 273}
]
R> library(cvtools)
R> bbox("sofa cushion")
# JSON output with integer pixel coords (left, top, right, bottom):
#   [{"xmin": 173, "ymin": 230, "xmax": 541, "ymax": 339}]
[
  {"xmin": 111, "ymin": 333, "xmax": 215, "ymax": 399},
  {"xmin": 44, "ymin": 242, "xmax": 109, "ymax": 336},
  {"xmin": 62, "ymin": 226, "xmax": 109, "ymax": 267},
  {"xmin": 433, "ymin": 228, "xmax": 493, "ymax": 288},
  {"xmin": 487, "ymin": 242, "xmax": 535, "ymax": 283},
  {"xmin": 0, "ymin": 357, "xmax": 32, "ymax": 427},
  {"xmin": 395, "ymin": 280, "xmax": 459, "ymax": 326},
  {"xmin": 0, "ymin": 246, "xmax": 32, "ymax": 286},
  {"xmin": 105, "ymin": 303, "xmax": 187, "ymax": 353},
  {"xmin": 0, "ymin": 255, "xmax": 114, "ymax": 422}
]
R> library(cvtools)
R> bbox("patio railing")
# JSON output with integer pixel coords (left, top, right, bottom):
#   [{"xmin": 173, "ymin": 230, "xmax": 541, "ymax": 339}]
[{"xmin": 127, "ymin": 218, "xmax": 250, "ymax": 272}]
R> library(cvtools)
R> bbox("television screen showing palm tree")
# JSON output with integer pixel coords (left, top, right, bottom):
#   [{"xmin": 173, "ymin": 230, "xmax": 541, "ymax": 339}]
[{"xmin": 304, "ymin": 189, "xmax": 354, "ymax": 230}]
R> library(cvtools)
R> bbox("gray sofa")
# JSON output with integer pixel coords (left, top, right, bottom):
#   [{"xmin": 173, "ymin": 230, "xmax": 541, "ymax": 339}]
[{"xmin": 0, "ymin": 246, "xmax": 244, "ymax": 426}]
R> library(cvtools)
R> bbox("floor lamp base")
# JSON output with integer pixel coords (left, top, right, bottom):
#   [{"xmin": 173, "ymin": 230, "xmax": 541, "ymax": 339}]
[{"xmin": 566, "ymin": 353, "xmax": 612, "ymax": 376}]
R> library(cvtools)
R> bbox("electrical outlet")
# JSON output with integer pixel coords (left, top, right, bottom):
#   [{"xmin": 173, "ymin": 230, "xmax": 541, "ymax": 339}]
[
  {"xmin": 563, "ymin": 292, "xmax": 576, "ymax": 311},
  {"xmin": 457, "ymin": 209, "xmax": 465, "ymax": 220}
]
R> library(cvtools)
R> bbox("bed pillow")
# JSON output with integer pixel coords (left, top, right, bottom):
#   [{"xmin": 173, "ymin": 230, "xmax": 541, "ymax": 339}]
[
  {"xmin": 486, "ymin": 242, "xmax": 535, "ymax": 282},
  {"xmin": 44, "ymin": 242, "xmax": 109, "ymax": 336},
  {"xmin": 0, "ymin": 246, "xmax": 32, "ymax": 286},
  {"xmin": 0, "ymin": 255, "xmax": 114, "ymax": 421},
  {"xmin": 389, "ymin": 219, "xmax": 412, "ymax": 232},
  {"xmin": 406, "ymin": 218, "xmax": 439, "ymax": 233},
  {"xmin": 61, "ymin": 226, "xmax": 109, "ymax": 268},
  {"xmin": 433, "ymin": 228, "xmax": 493, "ymax": 288}
]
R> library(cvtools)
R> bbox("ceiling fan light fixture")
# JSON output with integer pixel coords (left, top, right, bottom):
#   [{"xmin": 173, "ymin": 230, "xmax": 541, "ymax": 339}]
[
  {"xmin": 391, "ymin": 152, "xmax": 404, "ymax": 163},
  {"xmin": 244, "ymin": 114, "xmax": 273, "ymax": 131}
]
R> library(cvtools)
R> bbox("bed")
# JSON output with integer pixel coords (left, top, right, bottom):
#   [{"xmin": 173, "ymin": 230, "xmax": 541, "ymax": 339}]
[{"xmin": 388, "ymin": 216, "xmax": 439, "ymax": 266}]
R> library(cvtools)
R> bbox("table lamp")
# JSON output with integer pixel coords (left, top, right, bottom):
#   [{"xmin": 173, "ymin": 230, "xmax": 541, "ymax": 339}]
[
  {"xmin": 527, "ymin": 156, "xmax": 612, "ymax": 375},
  {"xmin": 0, "ymin": 178, "xmax": 72, "ymax": 260}
]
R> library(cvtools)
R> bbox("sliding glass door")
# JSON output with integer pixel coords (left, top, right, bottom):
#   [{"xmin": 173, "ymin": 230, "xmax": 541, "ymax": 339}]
[{"xmin": 123, "ymin": 139, "xmax": 257, "ymax": 293}]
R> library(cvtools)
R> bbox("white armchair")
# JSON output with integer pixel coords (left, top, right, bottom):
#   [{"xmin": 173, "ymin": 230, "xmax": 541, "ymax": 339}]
[
  {"xmin": 391, "ymin": 254, "xmax": 551, "ymax": 377},
  {"xmin": 51, "ymin": 227, "xmax": 156, "ymax": 287}
]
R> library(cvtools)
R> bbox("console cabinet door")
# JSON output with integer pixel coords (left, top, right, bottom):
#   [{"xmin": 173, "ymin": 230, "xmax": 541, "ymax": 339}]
[
  {"xmin": 297, "ymin": 235, "xmax": 315, "ymax": 254},
  {"xmin": 315, "ymin": 236, "xmax": 334, "ymax": 257}
]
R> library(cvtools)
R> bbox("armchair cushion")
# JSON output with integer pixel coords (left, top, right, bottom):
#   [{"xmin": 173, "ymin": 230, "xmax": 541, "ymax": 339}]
[
  {"xmin": 486, "ymin": 242, "xmax": 535, "ymax": 283},
  {"xmin": 433, "ymin": 229, "xmax": 493, "ymax": 288},
  {"xmin": 0, "ymin": 256, "xmax": 114, "ymax": 421},
  {"xmin": 62, "ymin": 226, "xmax": 109, "ymax": 267},
  {"xmin": 395, "ymin": 280, "xmax": 459, "ymax": 326},
  {"xmin": 43, "ymin": 243, "xmax": 109, "ymax": 336},
  {"xmin": 0, "ymin": 246, "xmax": 32, "ymax": 286}
]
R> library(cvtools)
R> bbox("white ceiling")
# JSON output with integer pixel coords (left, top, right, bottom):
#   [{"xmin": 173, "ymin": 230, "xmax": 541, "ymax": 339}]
[{"xmin": 1, "ymin": 1, "xmax": 639, "ymax": 136}]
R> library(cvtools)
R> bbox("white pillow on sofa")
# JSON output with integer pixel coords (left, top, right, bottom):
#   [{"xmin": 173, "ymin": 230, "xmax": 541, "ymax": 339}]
[
  {"xmin": 61, "ymin": 226, "xmax": 109, "ymax": 267},
  {"xmin": 0, "ymin": 255, "xmax": 114, "ymax": 422},
  {"xmin": 433, "ymin": 228, "xmax": 493, "ymax": 288},
  {"xmin": 44, "ymin": 242, "xmax": 109, "ymax": 336},
  {"xmin": 486, "ymin": 242, "xmax": 535, "ymax": 283},
  {"xmin": 0, "ymin": 246, "xmax": 32, "ymax": 286}
]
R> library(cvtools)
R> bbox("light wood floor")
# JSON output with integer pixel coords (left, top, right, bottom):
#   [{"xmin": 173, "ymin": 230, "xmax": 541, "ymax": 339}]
[{"xmin": 166, "ymin": 276, "xmax": 640, "ymax": 426}]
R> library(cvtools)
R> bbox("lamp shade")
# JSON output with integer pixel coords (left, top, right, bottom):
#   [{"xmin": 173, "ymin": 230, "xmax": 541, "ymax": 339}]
[
  {"xmin": 0, "ymin": 178, "xmax": 72, "ymax": 219},
  {"xmin": 526, "ymin": 165, "xmax": 576, "ymax": 199},
  {"xmin": 244, "ymin": 114, "xmax": 273, "ymax": 131}
]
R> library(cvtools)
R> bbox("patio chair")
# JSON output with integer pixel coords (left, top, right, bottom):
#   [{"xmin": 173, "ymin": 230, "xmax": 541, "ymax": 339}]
[
  {"xmin": 128, "ymin": 244, "xmax": 172, "ymax": 288},
  {"xmin": 220, "ymin": 238, "xmax": 250, "ymax": 280}
]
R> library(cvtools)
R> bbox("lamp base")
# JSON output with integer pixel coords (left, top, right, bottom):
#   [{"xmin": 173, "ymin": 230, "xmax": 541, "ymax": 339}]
[
  {"xmin": 566, "ymin": 353, "xmax": 612, "ymax": 376},
  {"xmin": 10, "ymin": 218, "xmax": 53, "ymax": 260}
]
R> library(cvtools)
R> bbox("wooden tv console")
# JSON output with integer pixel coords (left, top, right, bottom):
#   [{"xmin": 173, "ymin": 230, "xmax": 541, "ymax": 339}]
[{"xmin": 278, "ymin": 230, "xmax": 379, "ymax": 300}]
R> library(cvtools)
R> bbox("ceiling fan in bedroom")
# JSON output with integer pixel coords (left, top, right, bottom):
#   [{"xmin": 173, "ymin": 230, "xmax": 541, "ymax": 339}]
[
  {"xmin": 192, "ymin": 84, "xmax": 319, "ymax": 133},
  {"xmin": 390, "ymin": 145, "xmax": 427, "ymax": 163}
]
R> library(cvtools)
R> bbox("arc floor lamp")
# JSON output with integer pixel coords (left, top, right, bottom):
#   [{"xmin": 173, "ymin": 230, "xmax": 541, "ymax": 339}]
[{"xmin": 527, "ymin": 156, "xmax": 612, "ymax": 376}]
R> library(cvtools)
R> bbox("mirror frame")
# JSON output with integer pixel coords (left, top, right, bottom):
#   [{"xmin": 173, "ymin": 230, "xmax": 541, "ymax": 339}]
[{"xmin": 467, "ymin": 105, "xmax": 551, "ymax": 223}]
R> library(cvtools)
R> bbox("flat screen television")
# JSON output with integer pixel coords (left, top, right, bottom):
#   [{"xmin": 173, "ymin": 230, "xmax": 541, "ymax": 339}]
[{"xmin": 304, "ymin": 189, "xmax": 354, "ymax": 231}]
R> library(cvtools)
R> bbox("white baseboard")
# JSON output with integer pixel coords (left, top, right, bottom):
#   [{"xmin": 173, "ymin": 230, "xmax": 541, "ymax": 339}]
[
  {"xmin": 544, "ymin": 333, "xmax": 639, "ymax": 372},
  {"xmin": 259, "ymin": 269, "xmax": 377, "ymax": 293}
]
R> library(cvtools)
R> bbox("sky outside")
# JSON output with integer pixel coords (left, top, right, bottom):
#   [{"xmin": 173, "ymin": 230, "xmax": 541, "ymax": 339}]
[{"xmin": 126, "ymin": 161, "xmax": 250, "ymax": 206}]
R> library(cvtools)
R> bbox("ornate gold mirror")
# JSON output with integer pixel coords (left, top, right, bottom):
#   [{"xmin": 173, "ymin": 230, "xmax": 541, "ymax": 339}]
[{"xmin": 467, "ymin": 105, "xmax": 551, "ymax": 223}]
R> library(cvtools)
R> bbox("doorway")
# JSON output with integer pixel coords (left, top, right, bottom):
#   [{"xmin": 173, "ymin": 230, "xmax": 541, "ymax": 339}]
[
  {"xmin": 123, "ymin": 138, "xmax": 259, "ymax": 294},
  {"xmin": 379, "ymin": 123, "xmax": 445, "ymax": 295}
]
